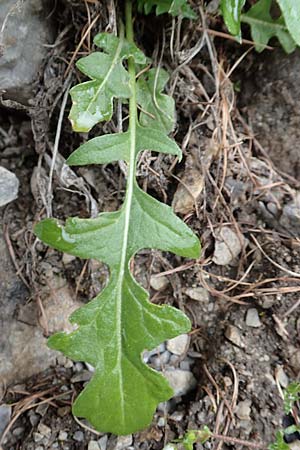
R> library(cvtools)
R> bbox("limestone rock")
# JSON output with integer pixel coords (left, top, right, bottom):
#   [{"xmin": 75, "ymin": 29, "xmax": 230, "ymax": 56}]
[
  {"xmin": 0, "ymin": 0, "xmax": 54, "ymax": 103},
  {"xmin": 0, "ymin": 166, "xmax": 19, "ymax": 207}
]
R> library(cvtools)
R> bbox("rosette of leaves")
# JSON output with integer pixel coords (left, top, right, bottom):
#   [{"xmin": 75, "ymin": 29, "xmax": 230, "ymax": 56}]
[{"xmin": 34, "ymin": 20, "xmax": 200, "ymax": 435}]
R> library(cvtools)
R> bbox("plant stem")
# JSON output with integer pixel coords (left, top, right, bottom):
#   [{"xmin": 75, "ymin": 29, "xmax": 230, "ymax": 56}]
[{"xmin": 124, "ymin": 0, "xmax": 137, "ymax": 207}]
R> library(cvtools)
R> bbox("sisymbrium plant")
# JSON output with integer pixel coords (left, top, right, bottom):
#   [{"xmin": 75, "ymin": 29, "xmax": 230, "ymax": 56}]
[{"xmin": 34, "ymin": 0, "xmax": 200, "ymax": 435}]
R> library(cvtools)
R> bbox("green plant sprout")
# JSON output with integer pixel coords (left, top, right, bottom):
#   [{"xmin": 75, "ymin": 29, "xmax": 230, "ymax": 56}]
[
  {"xmin": 163, "ymin": 383, "xmax": 300, "ymax": 450},
  {"xmin": 221, "ymin": 0, "xmax": 300, "ymax": 52},
  {"xmin": 34, "ymin": 0, "xmax": 200, "ymax": 436}
]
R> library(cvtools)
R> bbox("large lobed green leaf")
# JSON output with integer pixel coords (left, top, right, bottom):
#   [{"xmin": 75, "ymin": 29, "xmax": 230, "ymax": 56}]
[
  {"xmin": 241, "ymin": 0, "xmax": 296, "ymax": 53},
  {"xmin": 35, "ymin": 30, "xmax": 201, "ymax": 435}
]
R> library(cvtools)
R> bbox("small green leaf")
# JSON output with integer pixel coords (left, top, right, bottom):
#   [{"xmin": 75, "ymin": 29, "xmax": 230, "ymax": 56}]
[
  {"xmin": 137, "ymin": 68, "xmax": 175, "ymax": 134},
  {"xmin": 67, "ymin": 125, "xmax": 181, "ymax": 167},
  {"xmin": 69, "ymin": 32, "xmax": 146, "ymax": 132},
  {"xmin": 67, "ymin": 132, "xmax": 131, "ymax": 165},
  {"xmin": 221, "ymin": 0, "xmax": 245, "ymax": 38},
  {"xmin": 276, "ymin": 0, "xmax": 300, "ymax": 46},
  {"xmin": 137, "ymin": 0, "xmax": 197, "ymax": 19},
  {"xmin": 283, "ymin": 381, "xmax": 300, "ymax": 414},
  {"xmin": 268, "ymin": 431, "xmax": 289, "ymax": 450},
  {"xmin": 241, "ymin": 0, "xmax": 296, "ymax": 53}
]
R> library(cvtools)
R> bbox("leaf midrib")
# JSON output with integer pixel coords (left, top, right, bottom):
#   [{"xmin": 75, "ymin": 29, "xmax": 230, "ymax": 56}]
[
  {"xmin": 114, "ymin": 3, "xmax": 137, "ymax": 428},
  {"xmin": 85, "ymin": 32, "xmax": 125, "ymax": 114},
  {"xmin": 241, "ymin": 13, "xmax": 288, "ymax": 32}
]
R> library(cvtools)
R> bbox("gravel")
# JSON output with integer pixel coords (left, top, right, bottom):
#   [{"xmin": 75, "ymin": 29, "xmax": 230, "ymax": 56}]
[
  {"xmin": 213, "ymin": 226, "xmax": 244, "ymax": 266},
  {"xmin": 0, "ymin": 404, "xmax": 12, "ymax": 436},
  {"xmin": 164, "ymin": 369, "xmax": 197, "ymax": 396},
  {"xmin": 167, "ymin": 334, "xmax": 190, "ymax": 356},
  {"xmin": 245, "ymin": 308, "xmax": 262, "ymax": 328},
  {"xmin": 0, "ymin": 166, "xmax": 19, "ymax": 207}
]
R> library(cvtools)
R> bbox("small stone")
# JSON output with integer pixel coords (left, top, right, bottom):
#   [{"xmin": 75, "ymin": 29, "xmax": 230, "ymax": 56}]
[
  {"xmin": 115, "ymin": 435, "xmax": 133, "ymax": 450},
  {"xmin": 180, "ymin": 360, "xmax": 193, "ymax": 371},
  {"xmin": 57, "ymin": 406, "xmax": 71, "ymax": 417},
  {"xmin": 167, "ymin": 334, "xmax": 190, "ymax": 356},
  {"xmin": 62, "ymin": 253, "xmax": 76, "ymax": 265},
  {"xmin": 88, "ymin": 440, "xmax": 100, "ymax": 450},
  {"xmin": 64, "ymin": 358, "xmax": 74, "ymax": 369},
  {"xmin": 74, "ymin": 430, "xmax": 84, "ymax": 442},
  {"xmin": 58, "ymin": 431, "xmax": 68, "ymax": 441},
  {"xmin": 0, "ymin": 404, "xmax": 12, "ymax": 435},
  {"xmin": 150, "ymin": 275, "xmax": 169, "ymax": 291},
  {"xmin": 172, "ymin": 163, "xmax": 204, "ymax": 214},
  {"xmin": 74, "ymin": 362, "xmax": 84, "ymax": 372},
  {"xmin": 169, "ymin": 411, "xmax": 184, "ymax": 421},
  {"xmin": 290, "ymin": 350, "xmax": 300, "ymax": 371},
  {"xmin": 12, "ymin": 426, "xmax": 25, "ymax": 437},
  {"xmin": 142, "ymin": 343, "xmax": 166, "ymax": 363},
  {"xmin": 157, "ymin": 417, "xmax": 165, "ymax": 427},
  {"xmin": 185, "ymin": 287, "xmax": 209, "ymax": 302},
  {"xmin": 225, "ymin": 325, "xmax": 244, "ymax": 348},
  {"xmin": 35, "ymin": 447, "xmax": 44, "ymax": 450},
  {"xmin": 289, "ymin": 442, "xmax": 300, "ymax": 450},
  {"xmin": 245, "ymin": 308, "xmax": 261, "ymax": 328},
  {"xmin": 0, "ymin": 166, "xmax": 19, "ymax": 207},
  {"xmin": 213, "ymin": 226, "xmax": 244, "ymax": 266},
  {"xmin": 33, "ymin": 432, "xmax": 44, "ymax": 443},
  {"xmin": 71, "ymin": 371, "xmax": 92, "ymax": 383},
  {"xmin": 98, "ymin": 435, "xmax": 108, "ymax": 450},
  {"xmin": 38, "ymin": 423, "xmax": 51, "ymax": 439},
  {"xmin": 276, "ymin": 366, "xmax": 289, "ymax": 388},
  {"xmin": 151, "ymin": 351, "xmax": 171, "ymax": 369},
  {"xmin": 36, "ymin": 403, "xmax": 49, "ymax": 417},
  {"xmin": 235, "ymin": 400, "xmax": 252, "ymax": 421},
  {"xmin": 164, "ymin": 369, "xmax": 197, "ymax": 396},
  {"xmin": 29, "ymin": 411, "xmax": 40, "ymax": 427}
]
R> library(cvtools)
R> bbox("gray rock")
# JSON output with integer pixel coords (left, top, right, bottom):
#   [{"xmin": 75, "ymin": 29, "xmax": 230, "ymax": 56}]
[
  {"xmin": 33, "ymin": 432, "xmax": 44, "ymax": 443},
  {"xmin": 98, "ymin": 435, "xmax": 108, "ymax": 450},
  {"xmin": 0, "ymin": 0, "xmax": 54, "ymax": 103},
  {"xmin": 276, "ymin": 366, "xmax": 289, "ymax": 388},
  {"xmin": 280, "ymin": 196, "xmax": 300, "ymax": 236},
  {"xmin": 167, "ymin": 334, "xmax": 190, "ymax": 356},
  {"xmin": 0, "ymin": 227, "xmax": 83, "ymax": 385},
  {"xmin": 150, "ymin": 275, "xmax": 169, "ymax": 291},
  {"xmin": 151, "ymin": 351, "xmax": 171, "ymax": 370},
  {"xmin": 88, "ymin": 440, "xmax": 100, "ymax": 450},
  {"xmin": 73, "ymin": 430, "xmax": 84, "ymax": 442},
  {"xmin": 235, "ymin": 400, "xmax": 252, "ymax": 421},
  {"xmin": 213, "ymin": 226, "xmax": 244, "ymax": 266},
  {"xmin": 185, "ymin": 287, "xmax": 209, "ymax": 302},
  {"xmin": 112, "ymin": 435, "xmax": 132, "ymax": 450},
  {"xmin": 225, "ymin": 325, "xmax": 244, "ymax": 348},
  {"xmin": 58, "ymin": 431, "xmax": 68, "ymax": 441},
  {"xmin": 164, "ymin": 369, "xmax": 197, "ymax": 396},
  {"xmin": 12, "ymin": 426, "xmax": 25, "ymax": 437},
  {"xmin": 0, "ymin": 404, "xmax": 11, "ymax": 436},
  {"xmin": 245, "ymin": 308, "xmax": 262, "ymax": 328},
  {"xmin": 172, "ymin": 155, "xmax": 204, "ymax": 214},
  {"xmin": 0, "ymin": 166, "xmax": 19, "ymax": 207},
  {"xmin": 37, "ymin": 423, "xmax": 51, "ymax": 439},
  {"xmin": 289, "ymin": 350, "xmax": 300, "ymax": 371}
]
